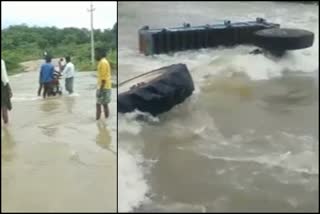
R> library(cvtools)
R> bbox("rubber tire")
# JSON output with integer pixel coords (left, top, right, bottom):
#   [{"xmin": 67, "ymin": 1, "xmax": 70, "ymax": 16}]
[
  {"xmin": 118, "ymin": 64, "xmax": 194, "ymax": 116},
  {"xmin": 254, "ymin": 28, "xmax": 314, "ymax": 51}
]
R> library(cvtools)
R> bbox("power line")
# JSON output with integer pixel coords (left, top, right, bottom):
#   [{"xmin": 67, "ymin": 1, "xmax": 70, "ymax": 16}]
[{"xmin": 87, "ymin": 2, "xmax": 95, "ymax": 67}]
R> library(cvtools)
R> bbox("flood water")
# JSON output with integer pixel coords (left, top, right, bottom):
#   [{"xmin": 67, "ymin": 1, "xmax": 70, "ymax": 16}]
[
  {"xmin": 1, "ymin": 70, "xmax": 117, "ymax": 212},
  {"xmin": 118, "ymin": 1, "xmax": 319, "ymax": 212}
]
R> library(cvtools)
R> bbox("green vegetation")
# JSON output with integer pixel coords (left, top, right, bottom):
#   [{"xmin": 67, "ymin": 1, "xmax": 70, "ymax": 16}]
[{"xmin": 1, "ymin": 23, "xmax": 117, "ymax": 74}]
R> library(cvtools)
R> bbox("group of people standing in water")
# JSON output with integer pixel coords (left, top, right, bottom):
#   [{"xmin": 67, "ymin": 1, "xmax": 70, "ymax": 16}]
[
  {"xmin": 38, "ymin": 55, "xmax": 75, "ymax": 98},
  {"xmin": 1, "ymin": 47, "xmax": 112, "ymax": 124}
]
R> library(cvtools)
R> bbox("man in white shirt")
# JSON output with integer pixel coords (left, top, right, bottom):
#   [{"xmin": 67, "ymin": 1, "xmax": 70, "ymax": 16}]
[
  {"xmin": 62, "ymin": 56, "xmax": 75, "ymax": 94},
  {"xmin": 1, "ymin": 59, "xmax": 13, "ymax": 124}
]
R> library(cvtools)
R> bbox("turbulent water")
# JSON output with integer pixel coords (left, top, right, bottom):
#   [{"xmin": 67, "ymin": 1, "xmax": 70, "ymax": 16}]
[
  {"xmin": 118, "ymin": 2, "xmax": 319, "ymax": 212},
  {"xmin": 1, "ymin": 71, "xmax": 117, "ymax": 212}
]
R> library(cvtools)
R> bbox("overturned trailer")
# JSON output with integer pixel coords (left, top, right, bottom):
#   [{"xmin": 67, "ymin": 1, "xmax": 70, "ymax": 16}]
[{"xmin": 139, "ymin": 18, "xmax": 280, "ymax": 55}]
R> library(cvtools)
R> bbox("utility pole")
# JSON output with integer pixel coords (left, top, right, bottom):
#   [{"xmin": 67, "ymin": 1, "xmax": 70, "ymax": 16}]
[{"xmin": 87, "ymin": 2, "xmax": 95, "ymax": 66}]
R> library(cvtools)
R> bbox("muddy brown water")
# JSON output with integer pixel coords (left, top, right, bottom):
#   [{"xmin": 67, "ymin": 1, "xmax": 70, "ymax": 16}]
[
  {"xmin": 118, "ymin": 1, "xmax": 318, "ymax": 212},
  {"xmin": 1, "ymin": 69, "xmax": 117, "ymax": 212}
]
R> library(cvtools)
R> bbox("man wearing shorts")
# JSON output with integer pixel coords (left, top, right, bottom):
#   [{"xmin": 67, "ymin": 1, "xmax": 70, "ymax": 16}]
[{"xmin": 95, "ymin": 48, "xmax": 112, "ymax": 120}]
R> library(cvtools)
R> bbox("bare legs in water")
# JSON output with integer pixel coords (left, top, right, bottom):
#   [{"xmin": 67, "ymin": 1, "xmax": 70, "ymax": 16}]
[
  {"xmin": 96, "ymin": 104, "xmax": 109, "ymax": 120},
  {"xmin": 1, "ymin": 106, "xmax": 9, "ymax": 124}
]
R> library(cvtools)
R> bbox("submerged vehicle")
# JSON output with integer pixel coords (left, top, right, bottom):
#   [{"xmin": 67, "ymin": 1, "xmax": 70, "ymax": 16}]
[{"xmin": 118, "ymin": 64, "xmax": 194, "ymax": 116}]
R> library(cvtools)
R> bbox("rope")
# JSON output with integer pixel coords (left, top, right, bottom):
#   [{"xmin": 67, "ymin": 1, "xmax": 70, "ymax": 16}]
[{"xmin": 118, "ymin": 67, "xmax": 165, "ymax": 87}]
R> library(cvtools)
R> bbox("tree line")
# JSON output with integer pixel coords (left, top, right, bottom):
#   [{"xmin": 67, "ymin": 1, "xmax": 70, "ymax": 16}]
[{"xmin": 1, "ymin": 23, "xmax": 117, "ymax": 73}]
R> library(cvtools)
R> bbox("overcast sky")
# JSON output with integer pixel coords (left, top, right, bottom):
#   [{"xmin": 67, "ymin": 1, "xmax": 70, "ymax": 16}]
[{"xmin": 1, "ymin": 1, "xmax": 117, "ymax": 30}]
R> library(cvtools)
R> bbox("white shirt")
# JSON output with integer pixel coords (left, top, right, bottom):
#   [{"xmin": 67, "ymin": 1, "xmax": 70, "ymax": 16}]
[
  {"xmin": 1, "ymin": 59, "xmax": 9, "ymax": 85},
  {"xmin": 62, "ymin": 62, "xmax": 75, "ymax": 78}
]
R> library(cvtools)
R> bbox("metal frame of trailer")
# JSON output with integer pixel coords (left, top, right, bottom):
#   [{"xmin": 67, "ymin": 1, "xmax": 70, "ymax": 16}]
[{"xmin": 139, "ymin": 18, "xmax": 280, "ymax": 55}]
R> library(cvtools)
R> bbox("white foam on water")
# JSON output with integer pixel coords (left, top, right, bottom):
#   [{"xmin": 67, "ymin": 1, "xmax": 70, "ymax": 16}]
[
  {"xmin": 118, "ymin": 148, "xmax": 149, "ymax": 212},
  {"xmin": 11, "ymin": 91, "xmax": 81, "ymax": 102},
  {"xmin": 198, "ymin": 132, "xmax": 319, "ymax": 175},
  {"xmin": 120, "ymin": 37, "xmax": 318, "ymax": 86},
  {"xmin": 11, "ymin": 96, "xmax": 42, "ymax": 102},
  {"xmin": 118, "ymin": 114, "xmax": 150, "ymax": 212},
  {"xmin": 67, "ymin": 93, "xmax": 80, "ymax": 97}
]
